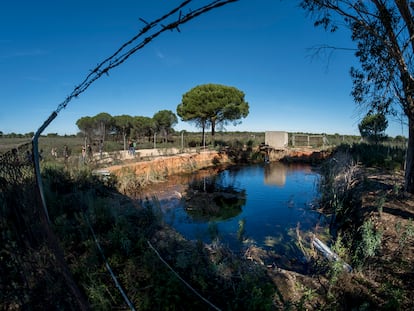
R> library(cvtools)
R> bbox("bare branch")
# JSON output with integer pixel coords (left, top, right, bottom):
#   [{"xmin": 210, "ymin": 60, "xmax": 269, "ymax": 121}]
[{"xmin": 306, "ymin": 44, "xmax": 356, "ymax": 71}]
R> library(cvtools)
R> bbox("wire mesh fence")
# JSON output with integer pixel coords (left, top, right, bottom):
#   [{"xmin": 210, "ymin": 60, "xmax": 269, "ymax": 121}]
[
  {"xmin": 290, "ymin": 134, "xmax": 327, "ymax": 147},
  {"xmin": 0, "ymin": 142, "xmax": 34, "ymax": 185},
  {"xmin": 1, "ymin": 2, "xmax": 239, "ymax": 309},
  {"xmin": 0, "ymin": 142, "xmax": 42, "ymax": 249},
  {"xmin": 2, "ymin": 140, "xmax": 90, "ymax": 309},
  {"xmin": 1, "ymin": 143, "xmax": 52, "ymax": 308}
]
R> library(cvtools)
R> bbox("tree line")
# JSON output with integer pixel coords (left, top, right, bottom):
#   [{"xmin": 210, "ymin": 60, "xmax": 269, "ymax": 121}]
[
  {"xmin": 76, "ymin": 83, "xmax": 249, "ymax": 149},
  {"xmin": 76, "ymin": 110, "xmax": 178, "ymax": 150}
]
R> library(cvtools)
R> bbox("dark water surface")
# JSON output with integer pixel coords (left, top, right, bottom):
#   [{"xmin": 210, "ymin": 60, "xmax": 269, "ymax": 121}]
[{"xmin": 142, "ymin": 162, "xmax": 327, "ymax": 268}]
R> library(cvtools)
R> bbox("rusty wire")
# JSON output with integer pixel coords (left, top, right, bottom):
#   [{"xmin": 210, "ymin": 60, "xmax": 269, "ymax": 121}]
[
  {"xmin": 55, "ymin": 0, "xmax": 238, "ymax": 115},
  {"xmin": 1, "ymin": 1, "xmax": 239, "ymax": 309}
]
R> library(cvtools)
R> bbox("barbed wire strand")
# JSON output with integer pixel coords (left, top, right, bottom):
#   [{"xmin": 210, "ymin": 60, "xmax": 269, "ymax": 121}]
[
  {"xmin": 147, "ymin": 240, "xmax": 222, "ymax": 311},
  {"xmin": 31, "ymin": 0, "xmax": 238, "ymax": 223},
  {"xmin": 25, "ymin": 0, "xmax": 238, "ymax": 308},
  {"xmin": 54, "ymin": 0, "xmax": 238, "ymax": 115},
  {"xmin": 83, "ymin": 212, "xmax": 137, "ymax": 311}
]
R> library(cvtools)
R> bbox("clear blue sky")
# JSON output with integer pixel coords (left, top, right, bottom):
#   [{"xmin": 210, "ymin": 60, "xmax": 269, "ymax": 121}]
[{"xmin": 0, "ymin": 0, "xmax": 406, "ymax": 137}]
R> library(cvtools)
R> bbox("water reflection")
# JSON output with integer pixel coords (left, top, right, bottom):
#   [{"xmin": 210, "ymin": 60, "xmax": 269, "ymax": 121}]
[
  {"xmin": 264, "ymin": 235, "xmax": 283, "ymax": 247},
  {"xmin": 144, "ymin": 163, "xmax": 326, "ymax": 272},
  {"xmin": 264, "ymin": 162, "xmax": 287, "ymax": 186},
  {"xmin": 185, "ymin": 175, "xmax": 246, "ymax": 221}
]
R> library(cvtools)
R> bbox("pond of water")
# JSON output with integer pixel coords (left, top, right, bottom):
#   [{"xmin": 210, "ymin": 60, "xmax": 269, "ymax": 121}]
[{"xmin": 140, "ymin": 162, "xmax": 328, "ymax": 270}]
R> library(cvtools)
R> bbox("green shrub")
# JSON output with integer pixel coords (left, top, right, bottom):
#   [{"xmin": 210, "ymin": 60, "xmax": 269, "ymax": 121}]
[
  {"xmin": 353, "ymin": 220, "xmax": 382, "ymax": 268},
  {"xmin": 335, "ymin": 143, "xmax": 405, "ymax": 169}
]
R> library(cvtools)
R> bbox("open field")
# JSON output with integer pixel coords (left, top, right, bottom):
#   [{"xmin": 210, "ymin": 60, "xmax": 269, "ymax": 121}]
[
  {"xmin": 1, "ymin": 130, "xmax": 412, "ymax": 309},
  {"xmin": 0, "ymin": 131, "xmax": 366, "ymax": 156}
]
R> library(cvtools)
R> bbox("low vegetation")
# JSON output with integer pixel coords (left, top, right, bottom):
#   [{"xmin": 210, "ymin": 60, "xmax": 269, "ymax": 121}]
[
  {"xmin": 310, "ymin": 143, "xmax": 413, "ymax": 310},
  {"xmin": 1, "ymin": 148, "xmax": 275, "ymax": 310},
  {"xmin": 1, "ymin": 135, "xmax": 413, "ymax": 310}
]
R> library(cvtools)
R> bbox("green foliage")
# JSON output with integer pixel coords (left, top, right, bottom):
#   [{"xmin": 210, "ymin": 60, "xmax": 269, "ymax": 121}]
[
  {"xmin": 296, "ymin": 288, "xmax": 317, "ymax": 311},
  {"xmin": 112, "ymin": 114, "xmax": 134, "ymax": 149},
  {"xmin": 300, "ymin": 1, "xmax": 412, "ymax": 131},
  {"xmin": 354, "ymin": 220, "xmax": 382, "ymax": 266},
  {"xmin": 94, "ymin": 112, "xmax": 113, "ymax": 141},
  {"xmin": 219, "ymin": 138, "xmax": 258, "ymax": 163},
  {"xmin": 177, "ymin": 83, "xmax": 249, "ymax": 140},
  {"xmin": 116, "ymin": 168, "xmax": 146, "ymax": 196},
  {"xmin": 358, "ymin": 113, "xmax": 388, "ymax": 143},
  {"xmin": 396, "ymin": 219, "xmax": 414, "ymax": 252},
  {"xmin": 85, "ymin": 280, "xmax": 113, "ymax": 310},
  {"xmin": 132, "ymin": 115, "xmax": 155, "ymax": 141},
  {"xmin": 376, "ymin": 194, "xmax": 386, "ymax": 216},
  {"xmin": 335, "ymin": 143, "xmax": 405, "ymax": 170},
  {"xmin": 0, "ymin": 166, "xmax": 88, "ymax": 309},
  {"xmin": 381, "ymin": 282, "xmax": 404, "ymax": 311},
  {"xmin": 152, "ymin": 110, "xmax": 178, "ymax": 142},
  {"xmin": 35, "ymin": 166, "xmax": 279, "ymax": 309},
  {"xmin": 76, "ymin": 116, "xmax": 95, "ymax": 143},
  {"xmin": 328, "ymin": 234, "xmax": 348, "ymax": 286},
  {"xmin": 300, "ymin": 0, "xmax": 414, "ymax": 193},
  {"xmin": 318, "ymin": 150, "xmax": 359, "ymax": 227}
]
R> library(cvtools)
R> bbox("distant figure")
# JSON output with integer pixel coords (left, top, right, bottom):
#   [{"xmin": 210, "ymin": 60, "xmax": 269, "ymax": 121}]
[
  {"xmin": 128, "ymin": 140, "xmax": 135, "ymax": 155},
  {"xmin": 63, "ymin": 145, "xmax": 69, "ymax": 162},
  {"xmin": 81, "ymin": 145, "xmax": 86, "ymax": 163},
  {"xmin": 51, "ymin": 147, "xmax": 58, "ymax": 158},
  {"xmin": 87, "ymin": 144, "xmax": 93, "ymax": 159}
]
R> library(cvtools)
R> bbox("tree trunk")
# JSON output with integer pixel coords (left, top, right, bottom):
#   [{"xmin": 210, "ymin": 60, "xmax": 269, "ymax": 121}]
[
  {"xmin": 211, "ymin": 120, "xmax": 216, "ymax": 147},
  {"xmin": 100, "ymin": 122, "xmax": 106, "ymax": 143},
  {"xmin": 405, "ymin": 118, "xmax": 414, "ymax": 193},
  {"xmin": 201, "ymin": 123, "xmax": 206, "ymax": 147}
]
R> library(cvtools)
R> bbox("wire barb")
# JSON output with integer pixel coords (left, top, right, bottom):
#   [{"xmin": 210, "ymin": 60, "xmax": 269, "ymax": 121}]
[
  {"xmin": 147, "ymin": 240, "xmax": 222, "ymax": 311},
  {"xmin": 49, "ymin": 0, "xmax": 238, "ymax": 117},
  {"xmin": 84, "ymin": 212, "xmax": 137, "ymax": 311}
]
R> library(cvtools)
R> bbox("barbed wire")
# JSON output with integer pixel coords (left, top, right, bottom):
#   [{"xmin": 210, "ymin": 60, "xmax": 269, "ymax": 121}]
[
  {"xmin": 16, "ymin": 1, "xmax": 239, "ymax": 308},
  {"xmin": 54, "ymin": 0, "xmax": 238, "ymax": 115},
  {"xmin": 147, "ymin": 240, "xmax": 222, "ymax": 311},
  {"xmin": 29, "ymin": 0, "xmax": 238, "ymax": 226},
  {"xmin": 82, "ymin": 212, "xmax": 136, "ymax": 311}
]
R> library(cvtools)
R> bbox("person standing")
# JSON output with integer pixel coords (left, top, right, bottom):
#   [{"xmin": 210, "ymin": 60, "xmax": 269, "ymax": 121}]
[
  {"xmin": 128, "ymin": 140, "xmax": 134, "ymax": 155},
  {"xmin": 51, "ymin": 147, "xmax": 57, "ymax": 158},
  {"xmin": 81, "ymin": 145, "xmax": 86, "ymax": 163},
  {"xmin": 87, "ymin": 144, "xmax": 93, "ymax": 160},
  {"xmin": 63, "ymin": 145, "xmax": 69, "ymax": 162}
]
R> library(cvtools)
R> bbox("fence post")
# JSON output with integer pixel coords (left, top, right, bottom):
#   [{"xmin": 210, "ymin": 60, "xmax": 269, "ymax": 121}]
[{"xmin": 32, "ymin": 111, "xmax": 57, "ymax": 224}]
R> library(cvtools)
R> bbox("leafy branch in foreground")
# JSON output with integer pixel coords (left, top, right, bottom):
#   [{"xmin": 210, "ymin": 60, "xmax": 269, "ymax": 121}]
[{"xmin": 300, "ymin": 0, "xmax": 414, "ymax": 193}]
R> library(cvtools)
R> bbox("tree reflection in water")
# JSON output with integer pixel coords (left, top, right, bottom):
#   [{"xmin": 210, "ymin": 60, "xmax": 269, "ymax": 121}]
[
  {"xmin": 155, "ymin": 163, "xmax": 325, "ymax": 272},
  {"xmin": 184, "ymin": 174, "xmax": 246, "ymax": 221}
]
